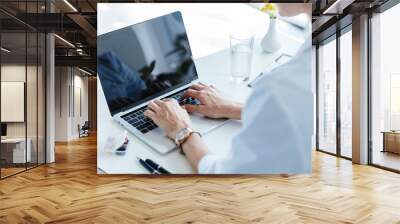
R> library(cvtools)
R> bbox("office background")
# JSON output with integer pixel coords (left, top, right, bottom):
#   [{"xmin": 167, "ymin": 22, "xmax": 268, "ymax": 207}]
[
  {"xmin": 313, "ymin": 1, "xmax": 400, "ymax": 172},
  {"xmin": 0, "ymin": 1, "xmax": 97, "ymax": 179},
  {"xmin": 0, "ymin": 1, "xmax": 46, "ymax": 178}
]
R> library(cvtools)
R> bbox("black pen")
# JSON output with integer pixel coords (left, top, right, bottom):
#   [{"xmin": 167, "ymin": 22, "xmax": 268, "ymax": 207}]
[
  {"xmin": 248, "ymin": 72, "xmax": 264, "ymax": 87},
  {"xmin": 137, "ymin": 157, "xmax": 160, "ymax": 174},
  {"xmin": 145, "ymin": 158, "xmax": 171, "ymax": 174}
]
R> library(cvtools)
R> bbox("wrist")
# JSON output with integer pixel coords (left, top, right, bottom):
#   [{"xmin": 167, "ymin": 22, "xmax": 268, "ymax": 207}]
[
  {"xmin": 225, "ymin": 102, "xmax": 243, "ymax": 120},
  {"xmin": 173, "ymin": 127, "xmax": 197, "ymax": 147},
  {"xmin": 181, "ymin": 131, "xmax": 201, "ymax": 149},
  {"xmin": 181, "ymin": 133, "xmax": 207, "ymax": 163},
  {"xmin": 170, "ymin": 124, "xmax": 192, "ymax": 139}
]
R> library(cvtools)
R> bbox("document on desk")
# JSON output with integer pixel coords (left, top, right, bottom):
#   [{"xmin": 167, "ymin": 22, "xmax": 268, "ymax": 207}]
[{"xmin": 248, "ymin": 53, "xmax": 293, "ymax": 87}]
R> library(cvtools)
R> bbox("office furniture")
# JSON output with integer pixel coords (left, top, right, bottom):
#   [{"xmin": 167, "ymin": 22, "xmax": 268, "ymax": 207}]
[
  {"xmin": 1, "ymin": 138, "xmax": 32, "ymax": 165},
  {"xmin": 382, "ymin": 131, "xmax": 400, "ymax": 154},
  {"xmin": 1, "ymin": 123, "xmax": 7, "ymax": 138},
  {"xmin": 97, "ymin": 4, "xmax": 307, "ymax": 174},
  {"xmin": 1, "ymin": 82, "xmax": 25, "ymax": 122},
  {"xmin": 79, "ymin": 121, "xmax": 90, "ymax": 138}
]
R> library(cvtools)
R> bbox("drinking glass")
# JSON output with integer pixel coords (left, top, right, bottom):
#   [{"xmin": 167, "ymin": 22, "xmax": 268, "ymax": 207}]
[{"xmin": 230, "ymin": 31, "xmax": 254, "ymax": 83}]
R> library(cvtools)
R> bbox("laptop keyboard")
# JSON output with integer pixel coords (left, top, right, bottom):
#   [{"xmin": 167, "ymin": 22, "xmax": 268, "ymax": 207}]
[{"xmin": 121, "ymin": 90, "xmax": 200, "ymax": 134}]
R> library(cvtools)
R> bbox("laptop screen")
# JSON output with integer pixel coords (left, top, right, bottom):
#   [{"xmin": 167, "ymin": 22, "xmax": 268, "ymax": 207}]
[{"xmin": 97, "ymin": 11, "xmax": 198, "ymax": 115}]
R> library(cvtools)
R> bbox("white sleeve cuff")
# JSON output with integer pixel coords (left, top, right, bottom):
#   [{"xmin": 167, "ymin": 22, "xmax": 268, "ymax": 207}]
[{"xmin": 197, "ymin": 154, "xmax": 220, "ymax": 174}]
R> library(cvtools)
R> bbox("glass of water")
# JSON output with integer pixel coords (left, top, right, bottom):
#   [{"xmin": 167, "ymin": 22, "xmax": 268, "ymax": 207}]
[{"xmin": 230, "ymin": 31, "xmax": 254, "ymax": 83}]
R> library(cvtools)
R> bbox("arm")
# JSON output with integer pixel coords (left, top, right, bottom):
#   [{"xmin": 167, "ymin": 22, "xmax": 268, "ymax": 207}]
[
  {"xmin": 222, "ymin": 103, "xmax": 242, "ymax": 120},
  {"xmin": 144, "ymin": 83, "xmax": 242, "ymax": 172},
  {"xmin": 181, "ymin": 133, "xmax": 208, "ymax": 171},
  {"xmin": 144, "ymin": 99, "xmax": 208, "ymax": 172}
]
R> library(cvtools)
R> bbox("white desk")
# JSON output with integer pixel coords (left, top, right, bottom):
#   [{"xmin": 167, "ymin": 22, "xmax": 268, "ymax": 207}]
[
  {"xmin": 1, "ymin": 138, "xmax": 31, "ymax": 163},
  {"xmin": 97, "ymin": 3, "xmax": 307, "ymax": 174}
]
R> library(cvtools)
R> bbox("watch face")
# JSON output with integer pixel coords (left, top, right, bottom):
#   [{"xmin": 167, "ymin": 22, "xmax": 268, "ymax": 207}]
[{"xmin": 176, "ymin": 128, "xmax": 190, "ymax": 141}]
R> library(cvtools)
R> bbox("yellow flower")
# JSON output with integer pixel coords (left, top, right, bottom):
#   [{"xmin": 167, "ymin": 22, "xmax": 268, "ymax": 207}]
[{"xmin": 261, "ymin": 3, "xmax": 276, "ymax": 13}]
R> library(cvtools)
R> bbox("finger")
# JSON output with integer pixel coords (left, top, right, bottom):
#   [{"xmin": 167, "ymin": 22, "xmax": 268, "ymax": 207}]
[
  {"xmin": 198, "ymin": 82, "xmax": 208, "ymax": 87},
  {"xmin": 195, "ymin": 105, "xmax": 207, "ymax": 114},
  {"xmin": 161, "ymin": 98, "xmax": 179, "ymax": 107},
  {"xmin": 190, "ymin": 83, "xmax": 207, "ymax": 91},
  {"xmin": 144, "ymin": 109, "xmax": 156, "ymax": 120},
  {"xmin": 162, "ymin": 98, "xmax": 175, "ymax": 103},
  {"xmin": 184, "ymin": 104, "xmax": 197, "ymax": 113},
  {"xmin": 154, "ymin": 99, "xmax": 169, "ymax": 109},
  {"xmin": 147, "ymin": 101, "xmax": 161, "ymax": 113},
  {"xmin": 169, "ymin": 98, "xmax": 179, "ymax": 105},
  {"xmin": 153, "ymin": 99, "xmax": 165, "ymax": 107},
  {"xmin": 146, "ymin": 107, "xmax": 157, "ymax": 114},
  {"xmin": 183, "ymin": 89, "xmax": 204, "ymax": 101},
  {"xmin": 185, "ymin": 104, "xmax": 206, "ymax": 114}
]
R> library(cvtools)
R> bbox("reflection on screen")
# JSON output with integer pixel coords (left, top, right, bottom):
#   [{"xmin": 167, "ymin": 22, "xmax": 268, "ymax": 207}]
[{"xmin": 97, "ymin": 12, "xmax": 197, "ymax": 115}]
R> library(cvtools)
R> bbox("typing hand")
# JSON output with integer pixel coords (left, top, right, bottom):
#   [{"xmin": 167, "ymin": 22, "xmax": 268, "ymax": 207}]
[
  {"xmin": 144, "ymin": 99, "xmax": 192, "ymax": 139},
  {"xmin": 183, "ymin": 83, "xmax": 243, "ymax": 120}
]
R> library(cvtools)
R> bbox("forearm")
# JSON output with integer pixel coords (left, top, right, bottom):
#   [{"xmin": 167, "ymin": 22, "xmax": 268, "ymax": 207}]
[{"xmin": 181, "ymin": 133, "xmax": 208, "ymax": 172}]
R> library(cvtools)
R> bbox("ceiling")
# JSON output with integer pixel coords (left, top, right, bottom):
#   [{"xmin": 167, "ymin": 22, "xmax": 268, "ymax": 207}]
[
  {"xmin": 311, "ymin": 0, "xmax": 391, "ymax": 44},
  {"xmin": 0, "ymin": 0, "xmax": 393, "ymax": 72}
]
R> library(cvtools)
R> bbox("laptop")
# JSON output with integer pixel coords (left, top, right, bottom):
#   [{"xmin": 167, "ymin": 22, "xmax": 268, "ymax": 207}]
[{"xmin": 97, "ymin": 11, "xmax": 227, "ymax": 154}]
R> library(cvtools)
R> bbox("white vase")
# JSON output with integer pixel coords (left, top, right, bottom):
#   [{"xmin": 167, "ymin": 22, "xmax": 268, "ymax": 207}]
[{"xmin": 260, "ymin": 18, "xmax": 281, "ymax": 53}]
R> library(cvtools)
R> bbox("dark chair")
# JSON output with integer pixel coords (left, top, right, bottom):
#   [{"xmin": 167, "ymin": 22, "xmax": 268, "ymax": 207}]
[{"xmin": 78, "ymin": 121, "xmax": 90, "ymax": 138}]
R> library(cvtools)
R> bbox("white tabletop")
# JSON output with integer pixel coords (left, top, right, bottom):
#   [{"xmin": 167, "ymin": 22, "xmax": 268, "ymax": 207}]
[
  {"xmin": 1, "ymin": 138, "xmax": 27, "ymax": 144},
  {"xmin": 97, "ymin": 3, "xmax": 307, "ymax": 174}
]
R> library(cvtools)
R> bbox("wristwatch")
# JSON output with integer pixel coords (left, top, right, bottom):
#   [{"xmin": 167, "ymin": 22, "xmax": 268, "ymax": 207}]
[{"xmin": 174, "ymin": 127, "xmax": 199, "ymax": 148}]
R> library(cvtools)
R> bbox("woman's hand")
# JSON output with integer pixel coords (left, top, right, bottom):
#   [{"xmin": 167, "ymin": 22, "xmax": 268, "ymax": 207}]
[
  {"xmin": 183, "ymin": 83, "xmax": 243, "ymax": 120},
  {"xmin": 144, "ymin": 99, "xmax": 192, "ymax": 139}
]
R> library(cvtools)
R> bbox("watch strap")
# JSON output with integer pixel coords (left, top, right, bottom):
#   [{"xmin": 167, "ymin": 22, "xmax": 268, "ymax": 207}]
[{"xmin": 177, "ymin": 131, "xmax": 202, "ymax": 149}]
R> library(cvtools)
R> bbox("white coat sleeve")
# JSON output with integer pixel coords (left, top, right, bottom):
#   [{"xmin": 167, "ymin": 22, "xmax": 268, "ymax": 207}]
[{"xmin": 198, "ymin": 75, "xmax": 312, "ymax": 174}]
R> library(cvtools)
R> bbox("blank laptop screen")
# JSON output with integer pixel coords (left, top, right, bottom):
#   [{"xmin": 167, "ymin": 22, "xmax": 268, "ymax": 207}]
[{"xmin": 97, "ymin": 11, "xmax": 197, "ymax": 115}]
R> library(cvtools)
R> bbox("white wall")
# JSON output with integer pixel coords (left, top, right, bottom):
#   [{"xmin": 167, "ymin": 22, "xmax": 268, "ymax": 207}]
[
  {"xmin": 54, "ymin": 67, "xmax": 89, "ymax": 141},
  {"xmin": 1, "ymin": 65, "xmax": 40, "ymax": 138},
  {"xmin": 55, "ymin": 67, "xmax": 68, "ymax": 141},
  {"xmin": 1, "ymin": 65, "xmax": 26, "ymax": 138},
  {"xmin": 71, "ymin": 73, "xmax": 89, "ymax": 138}
]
